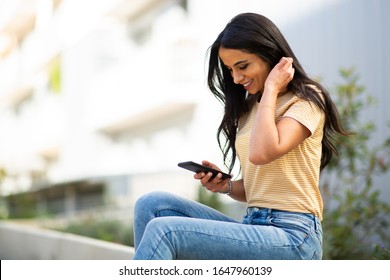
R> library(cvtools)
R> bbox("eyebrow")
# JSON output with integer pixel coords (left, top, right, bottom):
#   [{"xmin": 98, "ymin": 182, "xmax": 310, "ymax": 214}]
[
  {"xmin": 233, "ymin": 60, "xmax": 248, "ymax": 67},
  {"xmin": 221, "ymin": 59, "xmax": 249, "ymax": 69}
]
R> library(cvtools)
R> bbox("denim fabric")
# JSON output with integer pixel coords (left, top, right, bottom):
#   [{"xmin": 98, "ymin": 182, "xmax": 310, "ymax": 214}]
[{"xmin": 133, "ymin": 191, "xmax": 322, "ymax": 260}]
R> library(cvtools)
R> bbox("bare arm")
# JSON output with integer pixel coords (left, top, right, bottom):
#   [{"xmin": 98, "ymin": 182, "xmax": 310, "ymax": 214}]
[
  {"xmin": 249, "ymin": 57, "xmax": 310, "ymax": 165},
  {"xmin": 226, "ymin": 179, "xmax": 246, "ymax": 202}
]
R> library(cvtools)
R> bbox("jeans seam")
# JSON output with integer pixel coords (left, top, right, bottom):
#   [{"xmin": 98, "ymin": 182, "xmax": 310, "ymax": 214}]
[
  {"xmin": 148, "ymin": 230, "xmax": 177, "ymax": 260},
  {"xmin": 166, "ymin": 227, "xmax": 306, "ymax": 249},
  {"xmin": 154, "ymin": 206, "xmax": 195, "ymax": 218}
]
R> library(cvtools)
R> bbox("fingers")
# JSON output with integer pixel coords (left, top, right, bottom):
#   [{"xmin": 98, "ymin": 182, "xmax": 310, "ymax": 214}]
[
  {"xmin": 282, "ymin": 57, "xmax": 293, "ymax": 62},
  {"xmin": 200, "ymin": 172, "xmax": 221, "ymax": 186},
  {"xmin": 201, "ymin": 160, "xmax": 217, "ymax": 170},
  {"xmin": 278, "ymin": 57, "xmax": 294, "ymax": 75},
  {"xmin": 279, "ymin": 57, "xmax": 293, "ymax": 67},
  {"xmin": 195, "ymin": 171, "xmax": 227, "ymax": 193},
  {"xmin": 194, "ymin": 160, "xmax": 229, "ymax": 192},
  {"xmin": 284, "ymin": 58, "xmax": 294, "ymax": 75},
  {"xmin": 267, "ymin": 57, "xmax": 294, "ymax": 90}
]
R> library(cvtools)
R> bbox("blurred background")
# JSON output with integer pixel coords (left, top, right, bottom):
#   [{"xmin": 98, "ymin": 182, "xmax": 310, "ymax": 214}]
[{"xmin": 0, "ymin": 0, "xmax": 389, "ymax": 259}]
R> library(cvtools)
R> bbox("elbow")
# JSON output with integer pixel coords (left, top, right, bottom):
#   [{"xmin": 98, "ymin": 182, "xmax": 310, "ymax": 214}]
[{"xmin": 248, "ymin": 151, "xmax": 274, "ymax": 165}]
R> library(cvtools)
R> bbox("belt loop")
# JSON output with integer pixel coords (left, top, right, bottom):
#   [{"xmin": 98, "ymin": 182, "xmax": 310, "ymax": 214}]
[{"xmin": 313, "ymin": 216, "xmax": 318, "ymax": 231}]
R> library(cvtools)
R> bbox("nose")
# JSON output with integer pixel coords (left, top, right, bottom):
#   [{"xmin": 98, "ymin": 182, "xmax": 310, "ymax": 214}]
[{"xmin": 232, "ymin": 70, "xmax": 244, "ymax": 84}]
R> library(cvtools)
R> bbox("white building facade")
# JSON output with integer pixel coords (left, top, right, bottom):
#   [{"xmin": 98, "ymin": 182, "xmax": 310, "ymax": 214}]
[{"xmin": 0, "ymin": 0, "xmax": 389, "ymax": 219}]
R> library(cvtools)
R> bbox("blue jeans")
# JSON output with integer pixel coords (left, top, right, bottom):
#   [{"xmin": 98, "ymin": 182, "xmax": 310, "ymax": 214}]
[{"xmin": 133, "ymin": 191, "xmax": 322, "ymax": 260}]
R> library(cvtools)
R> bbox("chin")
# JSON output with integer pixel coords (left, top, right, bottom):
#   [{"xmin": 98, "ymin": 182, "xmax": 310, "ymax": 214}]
[{"xmin": 248, "ymin": 89, "xmax": 261, "ymax": 95}]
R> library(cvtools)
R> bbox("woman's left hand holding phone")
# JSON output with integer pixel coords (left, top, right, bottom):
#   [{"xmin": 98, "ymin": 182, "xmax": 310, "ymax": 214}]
[{"xmin": 194, "ymin": 160, "xmax": 232, "ymax": 193}]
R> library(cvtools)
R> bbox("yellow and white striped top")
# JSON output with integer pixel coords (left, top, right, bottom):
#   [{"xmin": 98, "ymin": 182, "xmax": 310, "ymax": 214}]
[{"xmin": 236, "ymin": 92, "xmax": 325, "ymax": 220}]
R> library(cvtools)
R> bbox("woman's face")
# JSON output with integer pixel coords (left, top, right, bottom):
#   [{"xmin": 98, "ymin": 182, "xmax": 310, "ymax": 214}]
[{"xmin": 218, "ymin": 47, "xmax": 270, "ymax": 95}]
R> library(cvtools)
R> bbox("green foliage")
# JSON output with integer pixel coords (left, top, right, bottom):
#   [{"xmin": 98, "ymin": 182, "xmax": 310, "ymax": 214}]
[
  {"xmin": 54, "ymin": 218, "xmax": 134, "ymax": 247},
  {"xmin": 6, "ymin": 193, "xmax": 39, "ymax": 219},
  {"xmin": 197, "ymin": 185, "xmax": 226, "ymax": 214},
  {"xmin": 0, "ymin": 167, "xmax": 6, "ymax": 181},
  {"xmin": 321, "ymin": 67, "xmax": 390, "ymax": 259},
  {"xmin": 48, "ymin": 57, "xmax": 61, "ymax": 94},
  {"xmin": 0, "ymin": 167, "xmax": 8, "ymax": 219}
]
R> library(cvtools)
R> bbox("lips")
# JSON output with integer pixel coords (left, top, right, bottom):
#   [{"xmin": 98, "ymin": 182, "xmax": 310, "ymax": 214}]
[{"xmin": 243, "ymin": 80, "xmax": 253, "ymax": 90}]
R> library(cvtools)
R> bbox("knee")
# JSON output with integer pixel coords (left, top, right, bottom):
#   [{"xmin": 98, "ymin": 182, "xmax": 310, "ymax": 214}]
[
  {"xmin": 134, "ymin": 191, "xmax": 174, "ymax": 214},
  {"xmin": 144, "ymin": 216, "xmax": 182, "ymax": 237}
]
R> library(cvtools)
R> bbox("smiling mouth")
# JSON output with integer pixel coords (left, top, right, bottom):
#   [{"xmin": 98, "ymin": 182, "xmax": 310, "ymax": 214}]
[{"xmin": 243, "ymin": 80, "xmax": 253, "ymax": 89}]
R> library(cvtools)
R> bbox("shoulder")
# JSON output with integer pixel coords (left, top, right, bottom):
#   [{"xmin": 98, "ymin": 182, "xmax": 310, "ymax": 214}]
[{"xmin": 278, "ymin": 90, "xmax": 325, "ymax": 134}]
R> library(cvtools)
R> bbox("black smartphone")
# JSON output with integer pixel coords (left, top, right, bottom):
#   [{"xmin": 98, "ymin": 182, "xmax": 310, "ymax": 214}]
[{"xmin": 178, "ymin": 161, "xmax": 232, "ymax": 180}]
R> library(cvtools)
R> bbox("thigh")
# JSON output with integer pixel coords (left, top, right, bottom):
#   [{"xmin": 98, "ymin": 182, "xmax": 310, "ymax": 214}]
[{"xmin": 135, "ymin": 191, "xmax": 238, "ymax": 221}]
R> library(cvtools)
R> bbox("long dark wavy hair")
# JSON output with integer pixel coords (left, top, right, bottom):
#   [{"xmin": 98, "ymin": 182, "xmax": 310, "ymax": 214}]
[{"xmin": 207, "ymin": 13, "xmax": 348, "ymax": 173}]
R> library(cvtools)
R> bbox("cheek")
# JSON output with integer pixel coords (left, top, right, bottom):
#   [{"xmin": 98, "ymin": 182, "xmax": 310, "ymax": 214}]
[
  {"xmin": 255, "ymin": 71, "xmax": 268, "ymax": 86},
  {"xmin": 253, "ymin": 71, "xmax": 269, "ymax": 93},
  {"xmin": 259, "ymin": 68, "xmax": 270, "ymax": 83}
]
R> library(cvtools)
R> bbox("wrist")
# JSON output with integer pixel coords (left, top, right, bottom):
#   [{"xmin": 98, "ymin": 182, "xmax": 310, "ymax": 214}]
[{"xmin": 219, "ymin": 180, "xmax": 233, "ymax": 195}]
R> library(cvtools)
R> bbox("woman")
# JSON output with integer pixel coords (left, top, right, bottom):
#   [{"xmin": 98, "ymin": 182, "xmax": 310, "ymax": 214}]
[{"xmin": 132, "ymin": 13, "xmax": 347, "ymax": 260}]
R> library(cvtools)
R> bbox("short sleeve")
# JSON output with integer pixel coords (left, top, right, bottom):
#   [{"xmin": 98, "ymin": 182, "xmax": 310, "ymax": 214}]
[{"xmin": 283, "ymin": 99, "xmax": 324, "ymax": 135}]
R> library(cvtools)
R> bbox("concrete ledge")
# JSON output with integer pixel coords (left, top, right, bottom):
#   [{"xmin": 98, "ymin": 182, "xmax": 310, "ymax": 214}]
[{"xmin": 0, "ymin": 221, "xmax": 135, "ymax": 260}]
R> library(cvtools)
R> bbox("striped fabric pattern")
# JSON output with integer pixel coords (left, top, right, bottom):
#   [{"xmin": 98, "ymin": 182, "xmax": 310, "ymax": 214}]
[{"xmin": 236, "ymin": 92, "xmax": 325, "ymax": 220}]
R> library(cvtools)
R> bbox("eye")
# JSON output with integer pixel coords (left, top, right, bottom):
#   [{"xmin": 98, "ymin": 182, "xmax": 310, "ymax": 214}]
[{"xmin": 239, "ymin": 64, "xmax": 249, "ymax": 70}]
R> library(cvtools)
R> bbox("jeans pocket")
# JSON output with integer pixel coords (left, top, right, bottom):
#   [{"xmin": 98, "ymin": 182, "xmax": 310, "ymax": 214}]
[{"xmin": 270, "ymin": 216, "xmax": 310, "ymax": 246}]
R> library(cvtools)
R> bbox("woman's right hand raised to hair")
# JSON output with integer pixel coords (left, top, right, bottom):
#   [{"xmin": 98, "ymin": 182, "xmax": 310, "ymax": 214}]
[{"xmin": 264, "ymin": 57, "xmax": 294, "ymax": 96}]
